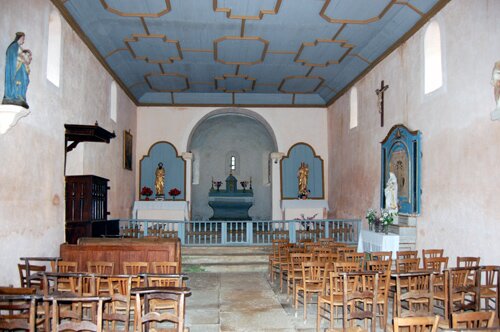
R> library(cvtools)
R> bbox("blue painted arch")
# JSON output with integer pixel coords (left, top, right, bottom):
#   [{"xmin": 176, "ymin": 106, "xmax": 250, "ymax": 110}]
[
  {"xmin": 139, "ymin": 141, "xmax": 186, "ymax": 200},
  {"xmin": 281, "ymin": 143, "xmax": 325, "ymax": 199}
]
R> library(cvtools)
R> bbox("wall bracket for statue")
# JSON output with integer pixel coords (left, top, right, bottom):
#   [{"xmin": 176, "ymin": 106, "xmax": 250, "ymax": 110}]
[{"xmin": 380, "ymin": 124, "xmax": 422, "ymax": 215}]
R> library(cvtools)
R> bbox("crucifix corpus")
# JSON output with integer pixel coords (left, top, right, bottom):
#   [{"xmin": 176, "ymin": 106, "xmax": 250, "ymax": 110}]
[{"xmin": 376, "ymin": 80, "xmax": 389, "ymax": 127}]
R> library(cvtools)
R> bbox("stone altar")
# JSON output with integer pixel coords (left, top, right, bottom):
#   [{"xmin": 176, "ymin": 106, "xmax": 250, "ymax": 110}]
[{"xmin": 208, "ymin": 174, "xmax": 254, "ymax": 220}]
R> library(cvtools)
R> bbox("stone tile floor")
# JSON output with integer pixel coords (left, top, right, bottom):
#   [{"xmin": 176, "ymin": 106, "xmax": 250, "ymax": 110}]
[{"xmin": 184, "ymin": 272, "xmax": 393, "ymax": 332}]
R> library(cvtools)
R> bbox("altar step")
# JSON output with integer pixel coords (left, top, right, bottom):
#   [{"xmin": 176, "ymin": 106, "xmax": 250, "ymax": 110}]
[{"xmin": 182, "ymin": 246, "xmax": 271, "ymax": 273}]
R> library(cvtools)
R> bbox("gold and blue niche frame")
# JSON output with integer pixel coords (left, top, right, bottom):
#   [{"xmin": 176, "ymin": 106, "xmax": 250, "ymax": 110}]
[{"xmin": 380, "ymin": 125, "xmax": 421, "ymax": 215}]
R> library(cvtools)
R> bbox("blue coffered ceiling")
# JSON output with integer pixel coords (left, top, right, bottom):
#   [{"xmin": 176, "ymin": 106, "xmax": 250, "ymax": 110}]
[{"xmin": 53, "ymin": 0, "xmax": 450, "ymax": 107}]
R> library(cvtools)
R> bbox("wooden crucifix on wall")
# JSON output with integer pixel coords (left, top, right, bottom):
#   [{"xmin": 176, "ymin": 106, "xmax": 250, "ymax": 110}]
[{"xmin": 376, "ymin": 80, "xmax": 389, "ymax": 127}]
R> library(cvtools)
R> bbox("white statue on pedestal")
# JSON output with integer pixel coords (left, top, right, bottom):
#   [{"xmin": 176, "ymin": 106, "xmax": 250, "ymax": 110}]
[{"xmin": 384, "ymin": 172, "xmax": 398, "ymax": 214}]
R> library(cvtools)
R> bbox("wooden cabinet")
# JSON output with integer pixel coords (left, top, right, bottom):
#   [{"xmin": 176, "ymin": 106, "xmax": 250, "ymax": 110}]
[{"xmin": 65, "ymin": 175, "xmax": 109, "ymax": 244}]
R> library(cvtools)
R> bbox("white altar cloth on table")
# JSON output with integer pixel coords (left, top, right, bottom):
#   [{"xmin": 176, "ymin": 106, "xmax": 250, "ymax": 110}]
[
  {"xmin": 281, "ymin": 200, "xmax": 329, "ymax": 220},
  {"xmin": 132, "ymin": 201, "xmax": 188, "ymax": 221},
  {"xmin": 357, "ymin": 230, "xmax": 399, "ymax": 259}
]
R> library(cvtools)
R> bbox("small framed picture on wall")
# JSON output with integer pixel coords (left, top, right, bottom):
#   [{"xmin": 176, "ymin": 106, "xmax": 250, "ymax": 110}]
[{"xmin": 123, "ymin": 130, "xmax": 133, "ymax": 170}]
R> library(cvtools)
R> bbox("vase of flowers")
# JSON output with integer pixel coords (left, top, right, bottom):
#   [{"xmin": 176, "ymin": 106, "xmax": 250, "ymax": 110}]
[
  {"xmin": 366, "ymin": 208, "xmax": 378, "ymax": 231},
  {"xmin": 168, "ymin": 188, "xmax": 181, "ymax": 200},
  {"xmin": 140, "ymin": 186, "xmax": 153, "ymax": 200},
  {"xmin": 380, "ymin": 209, "xmax": 395, "ymax": 234}
]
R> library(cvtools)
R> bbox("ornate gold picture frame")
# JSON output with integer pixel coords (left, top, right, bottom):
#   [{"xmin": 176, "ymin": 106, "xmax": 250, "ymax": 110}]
[{"xmin": 123, "ymin": 130, "xmax": 133, "ymax": 170}]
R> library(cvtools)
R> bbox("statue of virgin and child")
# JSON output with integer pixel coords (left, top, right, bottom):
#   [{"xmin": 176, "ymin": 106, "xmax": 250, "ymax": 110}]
[{"xmin": 3, "ymin": 32, "xmax": 32, "ymax": 109}]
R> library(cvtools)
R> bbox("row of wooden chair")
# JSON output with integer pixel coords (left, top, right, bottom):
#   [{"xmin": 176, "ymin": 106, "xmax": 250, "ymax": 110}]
[
  {"xmin": 1, "ymin": 271, "xmax": 191, "ymax": 331},
  {"xmin": 316, "ymin": 267, "xmax": 498, "ymax": 331},
  {"xmin": 19, "ymin": 260, "xmax": 181, "ymax": 289},
  {"xmin": 392, "ymin": 311, "xmax": 496, "ymax": 332}
]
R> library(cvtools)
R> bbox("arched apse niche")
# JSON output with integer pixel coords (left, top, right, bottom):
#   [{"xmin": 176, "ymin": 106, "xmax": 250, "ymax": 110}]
[{"xmin": 187, "ymin": 109, "xmax": 278, "ymax": 220}]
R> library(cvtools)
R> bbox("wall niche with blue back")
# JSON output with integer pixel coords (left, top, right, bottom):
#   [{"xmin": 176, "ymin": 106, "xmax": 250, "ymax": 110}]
[
  {"xmin": 281, "ymin": 143, "xmax": 324, "ymax": 199},
  {"xmin": 140, "ymin": 141, "xmax": 186, "ymax": 200}
]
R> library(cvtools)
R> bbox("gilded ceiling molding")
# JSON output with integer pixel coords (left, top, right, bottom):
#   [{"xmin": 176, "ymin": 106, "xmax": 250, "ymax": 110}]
[
  {"xmin": 145, "ymin": 73, "xmax": 190, "ymax": 92},
  {"xmin": 214, "ymin": 74, "xmax": 256, "ymax": 93},
  {"xmin": 279, "ymin": 76, "xmax": 325, "ymax": 94},
  {"xmin": 213, "ymin": 0, "xmax": 282, "ymax": 20},
  {"xmin": 125, "ymin": 34, "xmax": 183, "ymax": 64},
  {"xmin": 294, "ymin": 39, "xmax": 354, "ymax": 67},
  {"xmin": 320, "ymin": 0, "xmax": 396, "ymax": 24},
  {"xmin": 214, "ymin": 36, "xmax": 269, "ymax": 65},
  {"xmin": 99, "ymin": 0, "xmax": 171, "ymax": 18}
]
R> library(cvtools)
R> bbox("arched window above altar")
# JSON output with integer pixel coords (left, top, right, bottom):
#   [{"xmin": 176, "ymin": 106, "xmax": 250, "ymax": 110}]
[{"xmin": 225, "ymin": 151, "xmax": 240, "ymax": 175}]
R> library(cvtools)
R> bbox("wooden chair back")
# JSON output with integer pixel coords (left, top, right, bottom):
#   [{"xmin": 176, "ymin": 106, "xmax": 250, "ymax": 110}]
[
  {"xmin": 396, "ymin": 258, "xmax": 421, "ymax": 273},
  {"xmin": 422, "ymin": 249, "xmax": 444, "ymax": 259},
  {"xmin": 334, "ymin": 261, "xmax": 363, "ymax": 272},
  {"xmin": 423, "ymin": 257, "xmax": 449, "ymax": 273},
  {"xmin": 150, "ymin": 261, "xmax": 180, "ymax": 274},
  {"xmin": 336, "ymin": 246, "xmax": 356, "ymax": 260},
  {"xmin": 341, "ymin": 271, "xmax": 378, "ymax": 332},
  {"xmin": 104, "ymin": 276, "xmax": 132, "ymax": 332},
  {"xmin": 122, "ymin": 262, "xmax": 149, "ymax": 274},
  {"xmin": 318, "ymin": 237, "xmax": 337, "ymax": 247},
  {"xmin": 47, "ymin": 295, "xmax": 109, "ymax": 332},
  {"xmin": 393, "ymin": 315, "xmax": 439, "ymax": 332},
  {"xmin": 447, "ymin": 266, "xmax": 480, "ymax": 315},
  {"xmin": 57, "ymin": 261, "xmax": 79, "ymax": 273},
  {"xmin": 146, "ymin": 275, "xmax": 183, "ymax": 288},
  {"xmin": 18, "ymin": 264, "xmax": 46, "ymax": 289},
  {"xmin": 132, "ymin": 286, "xmax": 191, "ymax": 332},
  {"xmin": 479, "ymin": 265, "xmax": 499, "ymax": 318},
  {"xmin": 87, "ymin": 261, "xmax": 114, "ymax": 275},
  {"xmin": 370, "ymin": 251, "xmax": 392, "ymax": 261},
  {"xmin": 0, "ymin": 292, "xmax": 39, "ymax": 332},
  {"xmin": 396, "ymin": 250, "xmax": 418, "ymax": 260},
  {"xmin": 315, "ymin": 252, "xmax": 339, "ymax": 264},
  {"xmin": 457, "ymin": 256, "xmax": 480, "ymax": 268},
  {"xmin": 451, "ymin": 311, "xmax": 495, "ymax": 329},
  {"xmin": 366, "ymin": 259, "xmax": 392, "ymax": 272},
  {"xmin": 395, "ymin": 271, "xmax": 434, "ymax": 318},
  {"xmin": 343, "ymin": 252, "xmax": 365, "ymax": 270}
]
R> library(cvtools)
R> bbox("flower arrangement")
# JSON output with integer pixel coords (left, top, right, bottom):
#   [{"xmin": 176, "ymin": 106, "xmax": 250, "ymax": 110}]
[
  {"xmin": 168, "ymin": 188, "xmax": 181, "ymax": 199},
  {"xmin": 141, "ymin": 186, "xmax": 153, "ymax": 196},
  {"xmin": 366, "ymin": 208, "xmax": 378, "ymax": 224},
  {"xmin": 379, "ymin": 209, "xmax": 396, "ymax": 226},
  {"xmin": 141, "ymin": 186, "xmax": 153, "ymax": 200}
]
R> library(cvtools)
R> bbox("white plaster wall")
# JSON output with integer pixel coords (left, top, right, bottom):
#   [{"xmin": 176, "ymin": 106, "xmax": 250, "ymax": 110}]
[
  {"xmin": 136, "ymin": 107, "xmax": 329, "ymax": 211},
  {"xmin": 328, "ymin": 0, "xmax": 500, "ymax": 265},
  {"xmin": 0, "ymin": 1, "xmax": 137, "ymax": 285}
]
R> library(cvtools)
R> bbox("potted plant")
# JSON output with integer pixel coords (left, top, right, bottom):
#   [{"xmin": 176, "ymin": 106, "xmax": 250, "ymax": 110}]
[
  {"xmin": 168, "ymin": 188, "xmax": 181, "ymax": 200},
  {"xmin": 140, "ymin": 186, "xmax": 153, "ymax": 200},
  {"xmin": 366, "ymin": 208, "xmax": 378, "ymax": 231}
]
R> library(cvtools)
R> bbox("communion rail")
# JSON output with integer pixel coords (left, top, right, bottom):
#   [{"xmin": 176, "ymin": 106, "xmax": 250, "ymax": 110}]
[{"xmin": 118, "ymin": 219, "xmax": 361, "ymax": 246}]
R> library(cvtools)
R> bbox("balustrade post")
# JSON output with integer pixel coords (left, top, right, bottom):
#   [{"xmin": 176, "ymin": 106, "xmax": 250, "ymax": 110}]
[{"xmin": 178, "ymin": 222, "xmax": 185, "ymax": 244}]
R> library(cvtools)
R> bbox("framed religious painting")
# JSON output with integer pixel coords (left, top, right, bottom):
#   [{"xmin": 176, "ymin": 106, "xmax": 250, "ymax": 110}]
[
  {"xmin": 380, "ymin": 125, "xmax": 422, "ymax": 215},
  {"xmin": 123, "ymin": 130, "xmax": 133, "ymax": 170}
]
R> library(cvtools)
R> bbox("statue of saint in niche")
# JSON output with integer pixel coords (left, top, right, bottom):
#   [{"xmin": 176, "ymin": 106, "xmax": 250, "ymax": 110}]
[
  {"xmin": 384, "ymin": 172, "xmax": 398, "ymax": 214},
  {"xmin": 155, "ymin": 162, "xmax": 165, "ymax": 197},
  {"xmin": 297, "ymin": 162, "xmax": 309, "ymax": 198}
]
